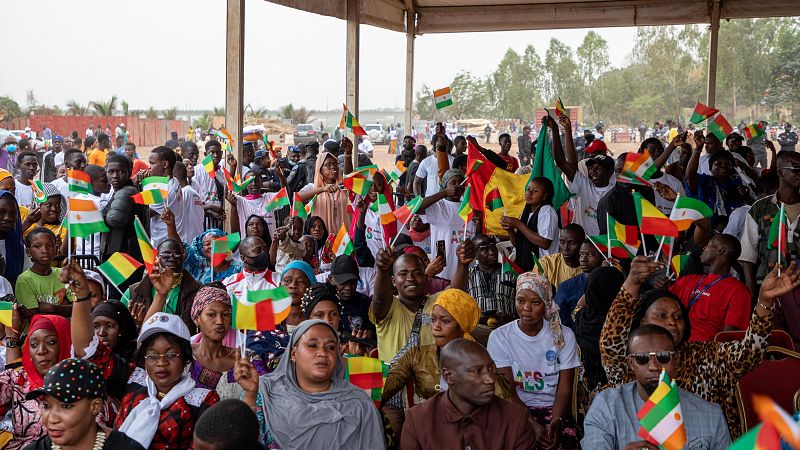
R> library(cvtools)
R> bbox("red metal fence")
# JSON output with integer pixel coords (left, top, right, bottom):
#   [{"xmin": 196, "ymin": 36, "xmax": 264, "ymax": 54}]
[{"xmin": 1, "ymin": 115, "xmax": 188, "ymax": 147}]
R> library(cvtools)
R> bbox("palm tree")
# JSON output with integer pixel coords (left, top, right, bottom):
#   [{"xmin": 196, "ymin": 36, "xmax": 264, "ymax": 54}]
[
  {"xmin": 162, "ymin": 108, "xmax": 178, "ymax": 120},
  {"xmin": 293, "ymin": 107, "xmax": 313, "ymax": 124},
  {"xmin": 144, "ymin": 107, "xmax": 159, "ymax": 119},
  {"xmin": 279, "ymin": 103, "xmax": 295, "ymax": 121},
  {"xmin": 213, "ymin": 106, "xmax": 225, "ymax": 116},
  {"xmin": 193, "ymin": 111, "xmax": 213, "ymax": 130},
  {"xmin": 90, "ymin": 95, "xmax": 118, "ymax": 116},
  {"xmin": 121, "ymin": 100, "xmax": 130, "ymax": 116},
  {"xmin": 66, "ymin": 100, "xmax": 87, "ymax": 116}
]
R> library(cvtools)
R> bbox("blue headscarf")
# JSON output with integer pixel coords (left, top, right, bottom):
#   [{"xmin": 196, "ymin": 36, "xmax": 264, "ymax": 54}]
[
  {"xmin": 183, "ymin": 228, "xmax": 226, "ymax": 281},
  {"xmin": 280, "ymin": 260, "xmax": 315, "ymax": 285},
  {"xmin": 0, "ymin": 191, "xmax": 24, "ymax": 283}
]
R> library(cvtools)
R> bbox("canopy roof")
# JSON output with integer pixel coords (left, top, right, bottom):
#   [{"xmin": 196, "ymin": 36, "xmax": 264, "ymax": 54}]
[{"xmin": 267, "ymin": 0, "xmax": 796, "ymax": 34}]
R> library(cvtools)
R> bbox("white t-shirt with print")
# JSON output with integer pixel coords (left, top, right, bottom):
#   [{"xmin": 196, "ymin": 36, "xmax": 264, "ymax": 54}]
[
  {"xmin": 150, "ymin": 177, "xmax": 183, "ymax": 245},
  {"xmin": 180, "ymin": 185, "xmax": 205, "ymax": 243},
  {"xmin": 567, "ymin": 172, "xmax": 615, "ymax": 237},
  {"xmin": 423, "ymin": 199, "xmax": 474, "ymax": 281},
  {"xmin": 415, "ymin": 154, "xmax": 454, "ymax": 197},
  {"xmin": 363, "ymin": 209, "xmax": 384, "ymax": 256},
  {"xmin": 14, "ymin": 181, "xmax": 33, "ymax": 208},
  {"xmin": 533, "ymin": 205, "xmax": 560, "ymax": 257},
  {"xmin": 235, "ymin": 193, "xmax": 278, "ymax": 238},
  {"xmin": 487, "ymin": 319, "xmax": 581, "ymax": 408}
]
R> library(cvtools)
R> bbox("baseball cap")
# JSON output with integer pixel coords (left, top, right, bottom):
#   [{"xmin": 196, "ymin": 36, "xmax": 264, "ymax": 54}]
[
  {"xmin": 83, "ymin": 270, "xmax": 103, "ymax": 288},
  {"xmin": 26, "ymin": 358, "xmax": 106, "ymax": 402},
  {"xmin": 329, "ymin": 255, "xmax": 359, "ymax": 285},
  {"xmin": 585, "ymin": 140, "xmax": 608, "ymax": 155},
  {"xmin": 708, "ymin": 150, "xmax": 735, "ymax": 169},
  {"xmin": 585, "ymin": 154, "xmax": 614, "ymax": 171},
  {"xmin": 289, "ymin": 145, "xmax": 301, "ymax": 153},
  {"xmin": 254, "ymin": 150, "xmax": 268, "ymax": 160},
  {"xmin": 137, "ymin": 312, "xmax": 191, "ymax": 344},
  {"xmin": 323, "ymin": 139, "xmax": 339, "ymax": 154}
]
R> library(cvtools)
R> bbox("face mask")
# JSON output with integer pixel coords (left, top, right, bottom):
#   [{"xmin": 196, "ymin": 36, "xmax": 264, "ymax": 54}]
[
  {"xmin": 5, "ymin": 145, "xmax": 16, "ymax": 153},
  {"xmin": 245, "ymin": 252, "xmax": 270, "ymax": 271}
]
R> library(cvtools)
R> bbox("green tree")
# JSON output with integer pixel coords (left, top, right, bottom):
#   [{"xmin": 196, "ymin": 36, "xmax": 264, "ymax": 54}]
[
  {"xmin": 121, "ymin": 100, "xmax": 130, "ymax": 116},
  {"xmin": 544, "ymin": 38, "xmax": 580, "ymax": 105},
  {"xmin": 65, "ymin": 100, "xmax": 88, "ymax": 115},
  {"xmin": 765, "ymin": 21, "xmax": 800, "ymax": 119},
  {"xmin": 489, "ymin": 46, "xmax": 543, "ymax": 121},
  {"xmin": 577, "ymin": 31, "xmax": 609, "ymax": 122},
  {"xmin": 144, "ymin": 107, "xmax": 159, "ymax": 119},
  {"xmin": 0, "ymin": 97, "xmax": 23, "ymax": 120},
  {"xmin": 162, "ymin": 108, "xmax": 178, "ymax": 120},
  {"xmin": 450, "ymin": 72, "xmax": 490, "ymax": 120},
  {"xmin": 90, "ymin": 96, "xmax": 119, "ymax": 116},
  {"xmin": 193, "ymin": 111, "xmax": 214, "ymax": 130}
]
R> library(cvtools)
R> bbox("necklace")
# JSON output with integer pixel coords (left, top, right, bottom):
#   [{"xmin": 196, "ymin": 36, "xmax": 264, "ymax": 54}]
[{"xmin": 51, "ymin": 430, "xmax": 107, "ymax": 450}]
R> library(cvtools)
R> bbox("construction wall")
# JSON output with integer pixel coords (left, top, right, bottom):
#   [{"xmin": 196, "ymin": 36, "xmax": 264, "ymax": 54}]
[{"xmin": 1, "ymin": 115, "xmax": 188, "ymax": 147}]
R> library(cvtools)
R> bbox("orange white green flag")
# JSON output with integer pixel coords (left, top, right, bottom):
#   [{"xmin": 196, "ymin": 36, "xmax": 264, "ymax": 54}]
[
  {"xmin": 231, "ymin": 287, "xmax": 292, "ymax": 331},
  {"xmin": 385, "ymin": 161, "xmax": 406, "ymax": 184},
  {"xmin": 668, "ymin": 194, "xmax": 713, "ymax": 231},
  {"xmin": 433, "ymin": 86, "xmax": 453, "ymax": 110},
  {"xmin": 31, "ymin": 180, "xmax": 47, "ymax": 203},
  {"xmin": 68, "ymin": 196, "xmax": 109, "ymax": 238},
  {"xmin": 332, "ymin": 224, "xmax": 354, "ymax": 256},
  {"xmin": 619, "ymin": 151, "xmax": 657, "ymax": 185},
  {"xmin": 752, "ymin": 394, "xmax": 800, "ymax": 448},
  {"xmin": 637, "ymin": 369, "xmax": 687, "ymax": 450},
  {"xmin": 67, "ymin": 169, "xmax": 93, "ymax": 195}
]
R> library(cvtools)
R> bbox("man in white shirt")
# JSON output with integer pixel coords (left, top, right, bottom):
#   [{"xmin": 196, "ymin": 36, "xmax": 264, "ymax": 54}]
[
  {"xmin": 85, "ymin": 125, "xmax": 94, "ymax": 138},
  {"xmin": 173, "ymin": 161, "xmax": 205, "ymax": 244},
  {"xmin": 147, "ymin": 146, "xmax": 184, "ymax": 245},
  {"xmin": 51, "ymin": 149, "xmax": 87, "ymax": 200},
  {"xmin": 414, "ymin": 151, "xmax": 453, "ymax": 197},
  {"xmin": 192, "ymin": 140, "xmax": 226, "ymax": 220},
  {"xmin": 223, "ymin": 236, "xmax": 278, "ymax": 299},
  {"xmin": 14, "ymin": 152, "xmax": 39, "ymax": 208}
]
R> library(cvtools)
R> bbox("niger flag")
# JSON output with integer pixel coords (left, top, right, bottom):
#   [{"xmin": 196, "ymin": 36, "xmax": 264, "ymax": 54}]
[{"xmin": 466, "ymin": 141, "xmax": 529, "ymax": 236}]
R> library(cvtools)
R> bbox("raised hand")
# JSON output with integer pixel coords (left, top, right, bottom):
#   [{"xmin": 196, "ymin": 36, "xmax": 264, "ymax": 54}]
[
  {"xmin": 375, "ymin": 247, "xmax": 396, "ymax": 272},
  {"xmin": 234, "ymin": 357, "xmax": 259, "ymax": 393},
  {"xmin": 149, "ymin": 259, "xmax": 175, "ymax": 296},
  {"xmin": 425, "ymin": 255, "xmax": 445, "ymax": 278},
  {"xmin": 626, "ymin": 256, "xmax": 661, "ymax": 286},
  {"xmin": 759, "ymin": 263, "xmax": 800, "ymax": 305}
]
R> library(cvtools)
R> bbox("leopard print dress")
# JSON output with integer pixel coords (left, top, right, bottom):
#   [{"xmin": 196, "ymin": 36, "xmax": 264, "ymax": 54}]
[{"xmin": 599, "ymin": 287, "xmax": 771, "ymax": 438}]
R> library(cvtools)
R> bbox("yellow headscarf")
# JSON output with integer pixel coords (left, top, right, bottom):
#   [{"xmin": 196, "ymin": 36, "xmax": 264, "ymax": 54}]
[
  {"xmin": 0, "ymin": 169, "xmax": 11, "ymax": 182},
  {"xmin": 433, "ymin": 289, "xmax": 481, "ymax": 341}
]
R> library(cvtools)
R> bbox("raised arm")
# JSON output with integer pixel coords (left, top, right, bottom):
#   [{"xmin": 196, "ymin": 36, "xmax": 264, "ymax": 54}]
[
  {"xmin": 370, "ymin": 248, "xmax": 397, "ymax": 322},
  {"xmin": 600, "ymin": 256, "xmax": 661, "ymax": 386},
  {"xmin": 654, "ymin": 132, "xmax": 686, "ymax": 170},
  {"xmin": 225, "ymin": 191, "xmax": 240, "ymax": 234},
  {"xmin": 548, "ymin": 116, "xmax": 576, "ymax": 182},
  {"xmin": 417, "ymin": 184, "xmax": 462, "ymax": 215},
  {"xmin": 449, "ymin": 240, "xmax": 475, "ymax": 292},
  {"xmin": 685, "ymin": 131, "xmax": 704, "ymax": 192},
  {"xmin": 342, "ymin": 137, "xmax": 354, "ymax": 176},
  {"xmin": 62, "ymin": 260, "xmax": 94, "ymax": 357},
  {"xmin": 559, "ymin": 114, "xmax": 577, "ymax": 170}
]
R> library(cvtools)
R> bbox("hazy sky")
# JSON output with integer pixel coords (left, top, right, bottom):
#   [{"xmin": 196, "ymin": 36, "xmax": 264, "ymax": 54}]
[{"xmin": 1, "ymin": 0, "xmax": 639, "ymax": 111}]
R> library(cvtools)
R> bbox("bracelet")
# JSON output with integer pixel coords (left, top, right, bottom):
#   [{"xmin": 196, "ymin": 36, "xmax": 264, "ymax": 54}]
[
  {"xmin": 75, "ymin": 293, "xmax": 94, "ymax": 303},
  {"xmin": 550, "ymin": 417, "xmax": 563, "ymax": 424},
  {"xmin": 4, "ymin": 337, "xmax": 20, "ymax": 348},
  {"xmin": 757, "ymin": 299, "xmax": 777, "ymax": 311}
]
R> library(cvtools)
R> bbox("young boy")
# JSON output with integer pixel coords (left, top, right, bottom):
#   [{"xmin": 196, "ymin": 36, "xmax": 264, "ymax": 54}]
[
  {"xmin": 273, "ymin": 216, "xmax": 306, "ymax": 274},
  {"xmin": 15, "ymin": 227, "xmax": 72, "ymax": 323}
]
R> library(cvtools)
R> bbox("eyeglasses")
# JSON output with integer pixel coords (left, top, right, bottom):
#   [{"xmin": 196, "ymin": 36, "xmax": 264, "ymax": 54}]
[
  {"xmin": 777, "ymin": 166, "xmax": 800, "ymax": 173},
  {"xmin": 629, "ymin": 351, "xmax": 676, "ymax": 366},
  {"xmin": 322, "ymin": 163, "xmax": 339, "ymax": 169},
  {"xmin": 143, "ymin": 352, "xmax": 181, "ymax": 362}
]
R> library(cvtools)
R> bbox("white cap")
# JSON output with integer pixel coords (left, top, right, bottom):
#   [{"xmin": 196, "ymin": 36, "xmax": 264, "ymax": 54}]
[
  {"xmin": 137, "ymin": 312, "xmax": 191, "ymax": 344},
  {"xmin": 83, "ymin": 270, "xmax": 103, "ymax": 288}
]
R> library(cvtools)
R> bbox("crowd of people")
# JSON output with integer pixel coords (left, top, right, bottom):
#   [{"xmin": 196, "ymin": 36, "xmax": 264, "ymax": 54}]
[{"xmin": 0, "ymin": 109, "xmax": 797, "ymax": 450}]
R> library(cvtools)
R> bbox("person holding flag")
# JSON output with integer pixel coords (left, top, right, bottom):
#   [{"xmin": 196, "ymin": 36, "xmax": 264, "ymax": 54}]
[
  {"xmin": 100, "ymin": 154, "xmax": 147, "ymax": 267},
  {"xmin": 297, "ymin": 137, "xmax": 355, "ymax": 233},
  {"xmin": 225, "ymin": 169, "xmax": 284, "ymax": 242},
  {"xmin": 191, "ymin": 139, "xmax": 226, "ymax": 222},
  {"xmin": 685, "ymin": 138, "xmax": 753, "ymax": 217},
  {"xmin": 416, "ymin": 168, "xmax": 473, "ymax": 281},
  {"xmin": 145, "ymin": 146, "xmax": 185, "ymax": 245},
  {"xmin": 353, "ymin": 171, "xmax": 395, "ymax": 254},
  {"xmin": 583, "ymin": 324, "xmax": 731, "ymax": 449},
  {"xmin": 500, "ymin": 176, "xmax": 559, "ymax": 271}
]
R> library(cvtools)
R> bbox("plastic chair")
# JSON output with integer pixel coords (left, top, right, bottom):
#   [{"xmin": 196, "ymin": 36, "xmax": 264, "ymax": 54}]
[
  {"xmin": 714, "ymin": 329, "xmax": 795, "ymax": 352},
  {"xmin": 735, "ymin": 346, "xmax": 800, "ymax": 432}
]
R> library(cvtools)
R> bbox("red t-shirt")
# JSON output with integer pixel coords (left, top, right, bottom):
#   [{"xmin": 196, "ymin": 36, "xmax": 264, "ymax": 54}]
[
  {"xmin": 129, "ymin": 159, "xmax": 150, "ymax": 179},
  {"xmin": 670, "ymin": 273, "xmax": 751, "ymax": 342},
  {"xmin": 498, "ymin": 154, "xmax": 519, "ymax": 173}
]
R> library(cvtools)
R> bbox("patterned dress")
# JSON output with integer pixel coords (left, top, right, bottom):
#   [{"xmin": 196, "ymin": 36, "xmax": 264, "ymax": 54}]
[
  {"xmin": 114, "ymin": 368, "xmax": 220, "ymax": 450},
  {"xmin": 600, "ymin": 287, "xmax": 771, "ymax": 437}
]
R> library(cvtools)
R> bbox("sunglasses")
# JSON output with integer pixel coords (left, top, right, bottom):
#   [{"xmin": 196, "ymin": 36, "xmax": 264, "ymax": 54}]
[
  {"xmin": 778, "ymin": 166, "xmax": 800, "ymax": 173},
  {"xmin": 629, "ymin": 351, "xmax": 676, "ymax": 366}
]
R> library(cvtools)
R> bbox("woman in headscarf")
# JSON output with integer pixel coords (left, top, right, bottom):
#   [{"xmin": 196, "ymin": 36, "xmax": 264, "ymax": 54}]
[
  {"xmin": 189, "ymin": 284, "xmax": 266, "ymax": 399},
  {"xmin": 22, "ymin": 182, "xmax": 67, "ymax": 261},
  {"xmin": 487, "ymin": 272, "xmax": 582, "ymax": 450},
  {"xmin": 0, "ymin": 313, "xmax": 73, "ymax": 450},
  {"xmin": 600, "ymin": 256, "xmax": 800, "ymax": 437},
  {"xmin": 183, "ymin": 228, "xmax": 244, "ymax": 283},
  {"xmin": 234, "ymin": 320, "xmax": 386, "ymax": 450},
  {"xmin": 381, "ymin": 289, "xmax": 511, "ymax": 415},
  {"xmin": 0, "ymin": 190, "xmax": 24, "ymax": 283},
  {"xmin": 297, "ymin": 143, "xmax": 352, "ymax": 233},
  {"xmin": 114, "ymin": 312, "xmax": 220, "ymax": 449},
  {"xmin": 246, "ymin": 260, "xmax": 316, "ymax": 372},
  {"xmin": 574, "ymin": 266, "xmax": 624, "ymax": 392},
  {"xmin": 352, "ymin": 171, "xmax": 396, "ymax": 254},
  {"xmin": 91, "ymin": 300, "xmax": 138, "ymax": 361}
]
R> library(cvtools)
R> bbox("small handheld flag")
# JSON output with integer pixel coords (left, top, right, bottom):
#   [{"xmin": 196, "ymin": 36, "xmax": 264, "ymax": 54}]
[
  {"xmin": 211, "ymin": 232, "xmax": 241, "ymax": 267},
  {"xmin": 554, "ymin": 96, "xmax": 567, "ymax": 118},
  {"xmin": 343, "ymin": 173, "xmax": 373, "ymax": 196},
  {"xmin": 134, "ymin": 216, "xmax": 157, "ymax": 273},
  {"xmin": 340, "ymin": 104, "xmax": 366, "ymax": 137},
  {"xmin": 0, "ymin": 301, "xmax": 13, "ymax": 329},
  {"xmin": 369, "ymin": 193, "xmax": 396, "ymax": 225},
  {"xmin": 742, "ymin": 122, "xmax": 766, "ymax": 140},
  {"xmin": 31, "ymin": 180, "xmax": 47, "ymax": 203},
  {"xmin": 67, "ymin": 169, "xmax": 93, "ymax": 195},
  {"xmin": 265, "ymin": 188, "xmax": 290, "ymax": 212},
  {"xmin": 433, "ymin": 86, "xmax": 453, "ymax": 110},
  {"xmin": 385, "ymin": 161, "xmax": 407, "ymax": 184},
  {"xmin": 671, "ymin": 254, "xmax": 689, "ymax": 278},
  {"xmin": 392, "ymin": 195, "xmax": 423, "ymax": 225},
  {"xmin": 689, "ymin": 101, "xmax": 719, "ymax": 124},
  {"xmin": 501, "ymin": 255, "xmax": 523, "ymax": 275},
  {"xmin": 141, "ymin": 176, "xmax": 169, "ymax": 197},
  {"xmin": 636, "ymin": 369, "xmax": 687, "ymax": 450},
  {"xmin": 232, "ymin": 287, "xmax": 292, "ymax": 331},
  {"xmin": 485, "ymin": 187, "xmax": 504, "ymax": 212},
  {"xmin": 332, "ymin": 224, "xmax": 354, "ymax": 256},
  {"xmin": 707, "ymin": 114, "xmax": 734, "ymax": 142},
  {"xmin": 201, "ymin": 153, "xmax": 216, "ymax": 177},
  {"xmin": 344, "ymin": 357, "xmax": 390, "ymax": 408},
  {"xmin": 458, "ymin": 186, "xmax": 474, "ymax": 223},
  {"xmin": 668, "ymin": 194, "xmax": 713, "ymax": 231},
  {"xmin": 68, "ymin": 197, "xmax": 109, "ymax": 237},
  {"xmin": 132, "ymin": 190, "xmax": 166, "ymax": 205},
  {"xmin": 752, "ymin": 394, "xmax": 800, "ymax": 448},
  {"xmin": 633, "ymin": 192, "xmax": 678, "ymax": 238},
  {"xmin": 97, "ymin": 252, "xmax": 143, "ymax": 287},
  {"xmin": 291, "ymin": 193, "xmax": 307, "ymax": 219}
]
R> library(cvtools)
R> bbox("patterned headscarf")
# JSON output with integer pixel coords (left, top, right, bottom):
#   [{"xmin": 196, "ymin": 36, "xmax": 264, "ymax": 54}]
[
  {"xmin": 516, "ymin": 272, "xmax": 565, "ymax": 350},
  {"xmin": 433, "ymin": 289, "xmax": 480, "ymax": 341},
  {"xmin": 42, "ymin": 182, "xmax": 67, "ymax": 222},
  {"xmin": 439, "ymin": 168, "xmax": 465, "ymax": 190},
  {"xmin": 191, "ymin": 286, "xmax": 231, "ymax": 322}
]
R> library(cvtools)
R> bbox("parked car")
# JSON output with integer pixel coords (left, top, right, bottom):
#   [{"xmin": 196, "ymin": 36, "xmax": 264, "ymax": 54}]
[
  {"xmin": 293, "ymin": 124, "xmax": 319, "ymax": 145},
  {"xmin": 364, "ymin": 124, "xmax": 387, "ymax": 144}
]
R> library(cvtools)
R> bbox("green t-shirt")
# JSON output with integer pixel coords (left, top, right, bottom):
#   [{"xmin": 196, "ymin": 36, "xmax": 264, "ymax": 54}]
[{"xmin": 15, "ymin": 268, "xmax": 65, "ymax": 310}]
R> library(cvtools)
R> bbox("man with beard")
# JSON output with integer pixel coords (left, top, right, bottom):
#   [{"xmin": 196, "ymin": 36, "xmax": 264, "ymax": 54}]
[
  {"xmin": 401, "ymin": 339, "xmax": 536, "ymax": 450},
  {"xmin": 582, "ymin": 325, "xmax": 730, "ymax": 449}
]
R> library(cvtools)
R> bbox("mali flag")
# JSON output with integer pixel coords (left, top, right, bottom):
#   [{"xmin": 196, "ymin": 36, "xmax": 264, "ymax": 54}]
[
  {"xmin": 0, "ymin": 301, "xmax": 12, "ymax": 328},
  {"xmin": 97, "ymin": 252, "xmax": 142, "ymax": 286},
  {"xmin": 633, "ymin": 192, "xmax": 678, "ymax": 237},
  {"xmin": 344, "ymin": 173, "xmax": 373, "ymax": 196},
  {"xmin": 344, "ymin": 357, "xmax": 390, "ymax": 408},
  {"xmin": 201, "ymin": 153, "xmax": 216, "ymax": 176},
  {"xmin": 458, "ymin": 186, "xmax": 473, "ymax": 223},
  {"xmin": 671, "ymin": 254, "xmax": 689, "ymax": 278},
  {"xmin": 232, "ymin": 287, "xmax": 292, "ymax": 331},
  {"xmin": 742, "ymin": 123, "xmax": 766, "ymax": 140}
]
